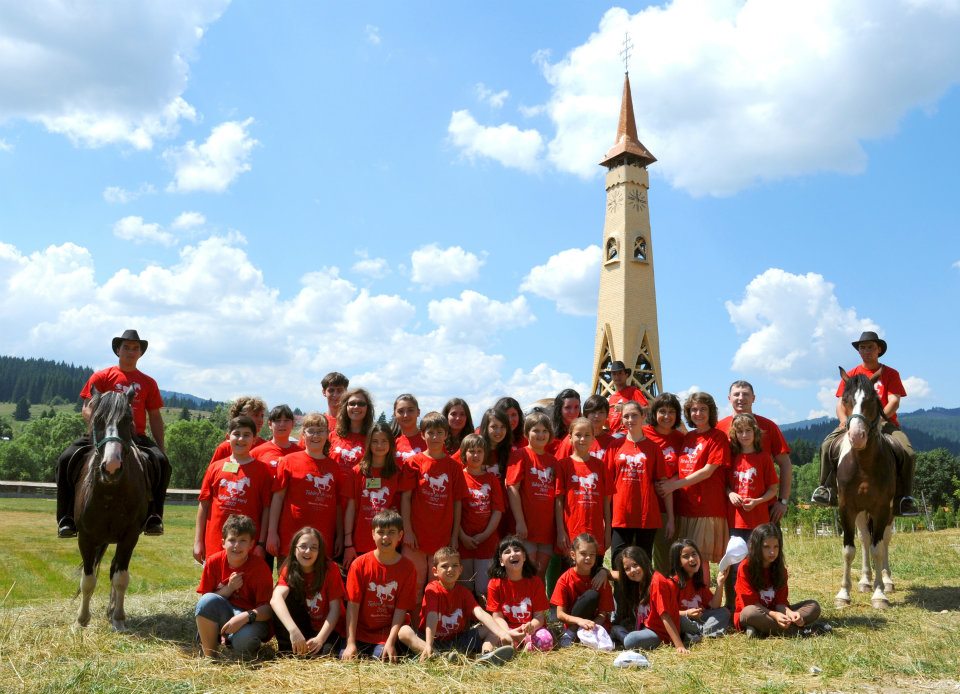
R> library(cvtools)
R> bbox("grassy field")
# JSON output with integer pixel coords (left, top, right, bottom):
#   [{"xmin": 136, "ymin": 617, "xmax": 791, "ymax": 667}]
[{"xmin": 1, "ymin": 498, "xmax": 959, "ymax": 693}]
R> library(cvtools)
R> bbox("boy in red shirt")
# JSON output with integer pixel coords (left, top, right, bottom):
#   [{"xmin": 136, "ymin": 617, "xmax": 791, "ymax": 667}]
[
  {"xmin": 194, "ymin": 416, "xmax": 272, "ymax": 563},
  {"xmin": 341, "ymin": 510, "xmax": 418, "ymax": 661},
  {"xmin": 398, "ymin": 547, "xmax": 514, "ymax": 663},
  {"xmin": 195, "ymin": 514, "xmax": 273, "ymax": 658},
  {"xmin": 400, "ymin": 412, "xmax": 468, "ymax": 622},
  {"xmin": 250, "ymin": 404, "xmax": 303, "ymax": 477}
]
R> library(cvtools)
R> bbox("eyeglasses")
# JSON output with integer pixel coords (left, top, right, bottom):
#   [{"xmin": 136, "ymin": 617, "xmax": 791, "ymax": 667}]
[
  {"xmin": 346, "ymin": 401, "xmax": 368, "ymax": 408},
  {"xmin": 296, "ymin": 544, "xmax": 320, "ymax": 552},
  {"xmin": 304, "ymin": 428, "xmax": 327, "ymax": 437}
]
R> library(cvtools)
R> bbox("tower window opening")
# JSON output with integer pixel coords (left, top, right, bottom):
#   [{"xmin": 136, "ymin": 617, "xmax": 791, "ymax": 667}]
[
  {"xmin": 606, "ymin": 237, "xmax": 619, "ymax": 261},
  {"xmin": 633, "ymin": 236, "xmax": 647, "ymax": 261}
]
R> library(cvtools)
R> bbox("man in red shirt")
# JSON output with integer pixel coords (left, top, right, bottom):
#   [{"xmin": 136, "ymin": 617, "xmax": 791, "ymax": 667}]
[
  {"xmin": 56, "ymin": 330, "xmax": 170, "ymax": 537},
  {"xmin": 811, "ymin": 331, "xmax": 917, "ymax": 516},
  {"xmin": 716, "ymin": 381, "xmax": 792, "ymax": 523},
  {"xmin": 605, "ymin": 361, "xmax": 649, "ymax": 434}
]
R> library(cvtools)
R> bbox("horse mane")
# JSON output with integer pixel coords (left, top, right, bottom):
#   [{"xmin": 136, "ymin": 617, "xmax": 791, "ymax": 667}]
[{"xmin": 93, "ymin": 391, "xmax": 133, "ymax": 429}]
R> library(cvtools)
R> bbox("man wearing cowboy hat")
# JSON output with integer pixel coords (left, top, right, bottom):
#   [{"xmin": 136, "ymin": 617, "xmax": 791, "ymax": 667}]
[
  {"xmin": 55, "ymin": 329, "xmax": 171, "ymax": 537},
  {"xmin": 605, "ymin": 361, "xmax": 649, "ymax": 434},
  {"xmin": 811, "ymin": 331, "xmax": 918, "ymax": 516}
]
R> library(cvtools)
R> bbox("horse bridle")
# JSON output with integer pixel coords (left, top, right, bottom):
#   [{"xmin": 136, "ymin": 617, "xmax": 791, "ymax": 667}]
[{"xmin": 846, "ymin": 410, "xmax": 881, "ymax": 433}]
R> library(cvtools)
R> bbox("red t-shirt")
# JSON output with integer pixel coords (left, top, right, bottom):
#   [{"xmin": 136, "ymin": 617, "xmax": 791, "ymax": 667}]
[
  {"xmin": 460, "ymin": 468, "xmax": 506, "ymax": 559},
  {"xmin": 605, "ymin": 437, "xmax": 668, "ymax": 529},
  {"xmin": 675, "ymin": 428, "xmax": 730, "ymax": 518},
  {"xmin": 277, "ymin": 563, "xmax": 345, "ymax": 631},
  {"xmin": 486, "ymin": 576, "xmax": 550, "ymax": 629},
  {"xmin": 717, "ymin": 414, "xmax": 790, "ymax": 457},
  {"xmin": 400, "ymin": 453, "xmax": 469, "ymax": 555},
  {"xmin": 675, "ymin": 577, "xmax": 715, "ymax": 613},
  {"xmin": 251, "ymin": 440, "xmax": 304, "ymax": 478},
  {"xmin": 505, "ymin": 447, "xmax": 557, "ymax": 544},
  {"xmin": 80, "ymin": 366, "xmax": 163, "ymax": 436},
  {"xmin": 607, "ymin": 386, "xmax": 649, "ymax": 433},
  {"xmin": 733, "ymin": 557, "xmax": 789, "ymax": 630},
  {"xmin": 197, "ymin": 549, "xmax": 273, "ymax": 611},
  {"xmin": 346, "ymin": 465, "xmax": 403, "ymax": 554},
  {"xmin": 345, "ymin": 551, "xmax": 417, "ymax": 644},
  {"xmin": 272, "ymin": 451, "xmax": 346, "ymax": 557},
  {"xmin": 555, "ymin": 455, "xmax": 612, "ymax": 553},
  {"xmin": 642, "ymin": 426, "xmax": 682, "ymax": 513},
  {"xmin": 419, "ymin": 580, "xmax": 479, "ymax": 637},
  {"xmin": 210, "ymin": 436, "xmax": 267, "ymax": 465},
  {"xmin": 198, "ymin": 458, "xmax": 273, "ymax": 560},
  {"xmin": 549, "ymin": 568, "xmax": 614, "ymax": 619},
  {"xmin": 550, "ymin": 432, "xmax": 620, "ymax": 462},
  {"xmin": 395, "ymin": 433, "xmax": 427, "ymax": 469},
  {"xmin": 834, "ymin": 363, "xmax": 907, "ymax": 426},
  {"xmin": 642, "ymin": 571, "xmax": 680, "ymax": 643},
  {"xmin": 329, "ymin": 431, "xmax": 367, "ymax": 469},
  {"xmin": 728, "ymin": 452, "xmax": 779, "ymax": 529}
]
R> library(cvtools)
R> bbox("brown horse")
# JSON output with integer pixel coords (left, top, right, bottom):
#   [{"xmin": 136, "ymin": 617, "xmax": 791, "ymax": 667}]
[
  {"xmin": 74, "ymin": 387, "xmax": 149, "ymax": 630},
  {"xmin": 831, "ymin": 367, "xmax": 897, "ymax": 609}
]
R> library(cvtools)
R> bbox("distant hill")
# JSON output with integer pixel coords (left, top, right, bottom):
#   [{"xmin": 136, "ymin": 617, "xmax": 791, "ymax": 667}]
[
  {"xmin": 0, "ymin": 355, "xmax": 220, "ymax": 412},
  {"xmin": 782, "ymin": 407, "xmax": 960, "ymax": 455}
]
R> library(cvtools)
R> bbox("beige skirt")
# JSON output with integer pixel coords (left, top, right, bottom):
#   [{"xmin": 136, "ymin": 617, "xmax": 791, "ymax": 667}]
[{"xmin": 677, "ymin": 516, "xmax": 729, "ymax": 563}]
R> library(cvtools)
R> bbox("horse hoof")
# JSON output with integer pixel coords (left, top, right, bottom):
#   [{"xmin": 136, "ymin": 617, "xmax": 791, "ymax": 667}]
[
  {"xmin": 835, "ymin": 598, "xmax": 851, "ymax": 608},
  {"xmin": 884, "ymin": 583, "xmax": 895, "ymax": 594},
  {"xmin": 111, "ymin": 620, "xmax": 127, "ymax": 632},
  {"xmin": 871, "ymin": 598, "xmax": 890, "ymax": 609},
  {"xmin": 858, "ymin": 583, "xmax": 871, "ymax": 594}
]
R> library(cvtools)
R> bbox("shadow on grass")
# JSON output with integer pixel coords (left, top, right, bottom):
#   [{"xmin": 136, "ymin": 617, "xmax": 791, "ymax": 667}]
[
  {"xmin": 904, "ymin": 585, "xmax": 960, "ymax": 612},
  {"xmin": 126, "ymin": 610, "xmax": 196, "ymax": 646},
  {"xmin": 827, "ymin": 614, "xmax": 890, "ymax": 630}
]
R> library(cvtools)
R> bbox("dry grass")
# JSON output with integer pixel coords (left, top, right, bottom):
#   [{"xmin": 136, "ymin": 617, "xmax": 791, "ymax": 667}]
[{"xmin": 1, "ymin": 499, "xmax": 959, "ymax": 693}]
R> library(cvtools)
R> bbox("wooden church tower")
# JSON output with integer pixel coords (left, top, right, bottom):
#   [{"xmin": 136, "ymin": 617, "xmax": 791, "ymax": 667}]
[{"xmin": 590, "ymin": 71, "xmax": 663, "ymax": 399}]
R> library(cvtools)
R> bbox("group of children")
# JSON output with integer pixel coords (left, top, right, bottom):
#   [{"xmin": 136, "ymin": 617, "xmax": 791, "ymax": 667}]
[{"xmin": 193, "ymin": 377, "xmax": 828, "ymax": 661}]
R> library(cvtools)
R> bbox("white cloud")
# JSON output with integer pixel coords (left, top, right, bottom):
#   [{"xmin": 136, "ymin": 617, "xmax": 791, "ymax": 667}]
[
  {"xmin": 164, "ymin": 118, "xmax": 257, "ymax": 193},
  {"xmin": 112, "ymin": 215, "xmax": 176, "ymax": 246},
  {"xmin": 103, "ymin": 183, "xmax": 157, "ymax": 204},
  {"xmin": 475, "ymin": 83, "xmax": 510, "ymax": 108},
  {"xmin": 811, "ymin": 379, "xmax": 839, "ymax": 419},
  {"xmin": 520, "ymin": 245, "xmax": 600, "ymax": 316},
  {"xmin": 0, "ymin": 138, "xmax": 12, "ymax": 152},
  {"xmin": 953, "ymin": 260, "xmax": 960, "ymax": 270},
  {"xmin": 351, "ymin": 251, "xmax": 389, "ymax": 279},
  {"xmin": 428, "ymin": 290, "xmax": 535, "ymax": 344},
  {"xmin": 457, "ymin": 1, "xmax": 960, "ymax": 195},
  {"xmin": 725, "ymin": 268, "xmax": 878, "ymax": 386},
  {"xmin": 410, "ymin": 244, "xmax": 485, "ymax": 288},
  {"xmin": 502, "ymin": 363, "xmax": 589, "ymax": 413},
  {"xmin": 447, "ymin": 110, "xmax": 544, "ymax": 173},
  {"xmin": 171, "ymin": 211, "xmax": 206, "ymax": 229},
  {"xmin": 365, "ymin": 24, "xmax": 381, "ymax": 45},
  {"xmin": 902, "ymin": 376, "xmax": 931, "ymax": 400},
  {"xmin": 0, "ymin": 2, "xmax": 225, "ymax": 149}
]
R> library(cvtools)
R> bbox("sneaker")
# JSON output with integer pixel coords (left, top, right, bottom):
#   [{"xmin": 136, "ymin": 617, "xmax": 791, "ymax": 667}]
[
  {"xmin": 57, "ymin": 517, "xmax": 78, "ymax": 539},
  {"xmin": 744, "ymin": 626, "xmax": 758, "ymax": 639},
  {"xmin": 558, "ymin": 630, "xmax": 575, "ymax": 648},
  {"xmin": 476, "ymin": 645, "xmax": 514, "ymax": 666},
  {"xmin": 143, "ymin": 515, "xmax": 164, "ymax": 536},
  {"xmin": 897, "ymin": 497, "xmax": 920, "ymax": 517},
  {"xmin": 810, "ymin": 486, "xmax": 834, "ymax": 507}
]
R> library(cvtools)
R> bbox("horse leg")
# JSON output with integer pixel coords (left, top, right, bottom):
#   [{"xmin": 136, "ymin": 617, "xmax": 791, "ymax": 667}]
[
  {"xmin": 836, "ymin": 511, "xmax": 856, "ymax": 607},
  {"xmin": 870, "ymin": 510, "xmax": 892, "ymax": 609},
  {"xmin": 75, "ymin": 536, "xmax": 102, "ymax": 629},
  {"xmin": 108, "ymin": 534, "xmax": 140, "ymax": 631},
  {"xmin": 856, "ymin": 512, "xmax": 873, "ymax": 593},
  {"xmin": 880, "ymin": 521, "xmax": 895, "ymax": 593}
]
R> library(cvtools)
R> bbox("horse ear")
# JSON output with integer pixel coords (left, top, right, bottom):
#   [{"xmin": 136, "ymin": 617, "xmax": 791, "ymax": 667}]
[
  {"xmin": 870, "ymin": 366, "xmax": 883, "ymax": 383},
  {"xmin": 838, "ymin": 366, "xmax": 850, "ymax": 383},
  {"xmin": 124, "ymin": 385, "xmax": 136, "ymax": 404}
]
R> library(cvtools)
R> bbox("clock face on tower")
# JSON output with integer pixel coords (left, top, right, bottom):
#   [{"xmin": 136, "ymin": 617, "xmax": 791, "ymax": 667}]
[
  {"xmin": 607, "ymin": 188, "xmax": 624, "ymax": 214},
  {"xmin": 627, "ymin": 188, "xmax": 647, "ymax": 212}
]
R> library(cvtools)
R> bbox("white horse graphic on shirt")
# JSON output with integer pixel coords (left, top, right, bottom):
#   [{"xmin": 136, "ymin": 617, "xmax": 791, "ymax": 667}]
[
  {"xmin": 505, "ymin": 597, "xmax": 532, "ymax": 621},
  {"xmin": 680, "ymin": 594, "xmax": 702, "ymax": 610},
  {"xmin": 759, "ymin": 587, "xmax": 776, "ymax": 605},
  {"xmin": 369, "ymin": 580, "xmax": 398, "ymax": 603},
  {"xmin": 219, "ymin": 476, "xmax": 251, "ymax": 496},
  {"xmin": 423, "ymin": 472, "xmax": 449, "ymax": 493},
  {"xmin": 530, "ymin": 466, "xmax": 553, "ymax": 484},
  {"xmin": 306, "ymin": 472, "xmax": 334, "ymax": 492},
  {"xmin": 363, "ymin": 486, "xmax": 390, "ymax": 509},
  {"xmin": 440, "ymin": 608, "xmax": 463, "ymax": 632},
  {"xmin": 572, "ymin": 472, "xmax": 599, "ymax": 491},
  {"xmin": 468, "ymin": 484, "xmax": 491, "ymax": 501}
]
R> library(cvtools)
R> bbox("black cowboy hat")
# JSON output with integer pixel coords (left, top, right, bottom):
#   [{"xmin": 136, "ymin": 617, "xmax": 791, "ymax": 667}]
[
  {"xmin": 851, "ymin": 331, "xmax": 886, "ymax": 357},
  {"xmin": 112, "ymin": 329, "xmax": 148, "ymax": 356},
  {"xmin": 606, "ymin": 360, "xmax": 632, "ymax": 376}
]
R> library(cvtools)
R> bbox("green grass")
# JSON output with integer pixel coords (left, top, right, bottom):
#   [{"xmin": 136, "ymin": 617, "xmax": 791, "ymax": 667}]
[
  {"xmin": 0, "ymin": 401, "xmax": 213, "ymax": 437},
  {"xmin": 1, "ymin": 498, "xmax": 959, "ymax": 693}
]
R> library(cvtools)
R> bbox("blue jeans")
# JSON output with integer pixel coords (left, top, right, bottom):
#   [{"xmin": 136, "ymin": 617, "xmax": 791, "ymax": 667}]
[
  {"xmin": 195, "ymin": 593, "xmax": 269, "ymax": 657},
  {"xmin": 680, "ymin": 608, "xmax": 730, "ymax": 637},
  {"xmin": 611, "ymin": 624, "xmax": 661, "ymax": 650}
]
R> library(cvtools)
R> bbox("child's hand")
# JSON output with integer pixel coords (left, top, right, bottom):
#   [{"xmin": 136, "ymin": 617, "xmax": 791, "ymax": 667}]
[
  {"xmin": 686, "ymin": 607, "xmax": 704, "ymax": 619},
  {"xmin": 226, "ymin": 571, "xmax": 243, "ymax": 592},
  {"xmin": 784, "ymin": 607, "xmax": 804, "ymax": 626},
  {"xmin": 514, "ymin": 520, "xmax": 528, "ymax": 540},
  {"xmin": 192, "ymin": 541, "xmax": 205, "ymax": 564},
  {"xmin": 288, "ymin": 627, "xmax": 308, "ymax": 655},
  {"xmin": 715, "ymin": 567, "xmax": 728, "ymax": 587},
  {"xmin": 266, "ymin": 532, "xmax": 280, "ymax": 557},
  {"xmin": 220, "ymin": 612, "xmax": 247, "ymax": 636},
  {"xmin": 556, "ymin": 531, "xmax": 570, "ymax": 553},
  {"xmin": 728, "ymin": 492, "xmax": 743, "ymax": 507},
  {"xmin": 342, "ymin": 546, "xmax": 358, "ymax": 569},
  {"xmin": 664, "ymin": 517, "xmax": 675, "ymax": 540},
  {"xmin": 521, "ymin": 620, "xmax": 537, "ymax": 635},
  {"xmin": 405, "ymin": 529, "xmax": 419, "ymax": 551},
  {"xmin": 771, "ymin": 611, "xmax": 792, "ymax": 628},
  {"xmin": 590, "ymin": 567, "xmax": 610, "ymax": 591},
  {"xmin": 496, "ymin": 629, "xmax": 513, "ymax": 646},
  {"xmin": 460, "ymin": 535, "xmax": 478, "ymax": 550},
  {"xmin": 305, "ymin": 635, "xmax": 325, "ymax": 655},
  {"xmin": 419, "ymin": 646, "xmax": 433, "ymax": 661},
  {"xmin": 340, "ymin": 642, "xmax": 358, "ymax": 660},
  {"xmin": 381, "ymin": 641, "xmax": 399, "ymax": 663},
  {"xmin": 742, "ymin": 497, "xmax": 760, "ymax": 511},
  {"xmin": 579, "ymin": 618, "xmax": 596, "ymax": 631},
  {"xmin": 675, "ymin": 644, "xmax": 691, "ymax": 655}
]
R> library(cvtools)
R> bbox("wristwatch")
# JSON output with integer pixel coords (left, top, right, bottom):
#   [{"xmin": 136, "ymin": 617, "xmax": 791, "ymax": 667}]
[
  {"xmin": 247, "ymin": 609, "xmax": 257, "ymax": 624},
  {"xmin": 778, "ymin": 498, "xmax": 789, "ymax": 505}
]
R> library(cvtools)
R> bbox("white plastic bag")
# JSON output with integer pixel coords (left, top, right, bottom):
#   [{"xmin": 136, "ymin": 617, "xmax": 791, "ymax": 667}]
[
  {"xmin": 613, "ymin": 650, "xmax": 651, "ymax": 668},
  {"xmin": 577, "ymin": 625, "xmax": 614, "ymax": 651}
]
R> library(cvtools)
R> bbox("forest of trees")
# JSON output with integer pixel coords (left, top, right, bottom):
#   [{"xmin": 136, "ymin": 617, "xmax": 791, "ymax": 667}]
[{"xmin": 0, "ymin": 356, "xmax": 92, "ymax": 405}]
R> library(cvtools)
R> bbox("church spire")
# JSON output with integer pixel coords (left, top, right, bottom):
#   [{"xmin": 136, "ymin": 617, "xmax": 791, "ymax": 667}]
[{"xmin": 599, "ymin": 73, "xmax": 657, "ymax": 169}]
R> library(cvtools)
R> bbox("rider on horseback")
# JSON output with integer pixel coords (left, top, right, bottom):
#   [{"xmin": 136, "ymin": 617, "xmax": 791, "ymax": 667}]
[
  {"xmin": 55, "ymin": 329, "xmax": 171, "ymax": 537},
  {"xmin": 811, "ymin": 331, "xmax": 918, "ymax": 517}
]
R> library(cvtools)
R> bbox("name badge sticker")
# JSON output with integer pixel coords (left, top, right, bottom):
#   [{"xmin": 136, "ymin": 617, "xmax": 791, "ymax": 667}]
[
  {"xmin": 365, "ymin": 477, "xmax": 382, "ymax": 490},
  {"xmin": 222, "ymin": 461, "xmax": 240, "ymax": 473}
]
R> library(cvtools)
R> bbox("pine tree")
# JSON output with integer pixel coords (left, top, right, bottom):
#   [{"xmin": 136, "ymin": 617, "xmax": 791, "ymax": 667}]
[{"xmin": 13, "ymin": 397, "xmax": 30, "ymax": 421}]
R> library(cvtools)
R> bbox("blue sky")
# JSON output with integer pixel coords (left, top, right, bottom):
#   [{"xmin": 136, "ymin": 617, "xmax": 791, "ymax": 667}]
[{"xmin": 1, "ymin": 0, "xmax": 958, "ymax": 423}]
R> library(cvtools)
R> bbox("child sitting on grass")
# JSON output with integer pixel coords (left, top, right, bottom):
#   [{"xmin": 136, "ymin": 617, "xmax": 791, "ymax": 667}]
[
  {"xmin": 398, "ymin": 546, "xmax": 514, "ymax": 664},
  {"xmin": 195, "ymin": 513, "xmax": 273, "ymax": 659},
  {"xmin": 551, "ymin": 533, "xmax": 615, "ymax": 648}
]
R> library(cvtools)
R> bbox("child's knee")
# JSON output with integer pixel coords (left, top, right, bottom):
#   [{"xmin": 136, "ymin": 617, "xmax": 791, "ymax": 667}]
[
  {"xmin": 231, "ymin": 624, "xmax": 266, "ymax": 657},
  {"xmin": 194, "ymin": 593, "xmax": 231, "ymax": 620}
]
